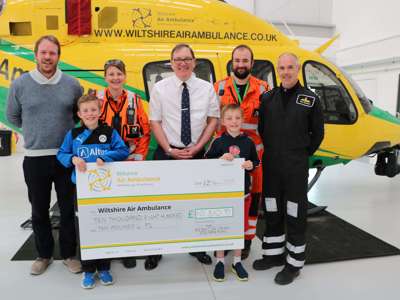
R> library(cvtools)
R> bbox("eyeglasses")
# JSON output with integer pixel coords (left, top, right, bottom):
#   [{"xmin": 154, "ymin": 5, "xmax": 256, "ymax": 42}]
[{"xmin": 172, "ymin": 57, "xmax": 194, "ymax": 63}]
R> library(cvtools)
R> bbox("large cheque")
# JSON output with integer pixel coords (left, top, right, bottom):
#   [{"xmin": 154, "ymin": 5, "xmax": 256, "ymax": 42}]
[{"xmin": 76, "ymin": 159, "xmax": 244, "ymax": 260}]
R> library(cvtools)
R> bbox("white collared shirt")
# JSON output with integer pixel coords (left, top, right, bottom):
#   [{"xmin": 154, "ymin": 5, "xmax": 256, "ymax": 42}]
[{"xmin": 150, "ymin": 74, "xmax": 220, "ymax": 147}]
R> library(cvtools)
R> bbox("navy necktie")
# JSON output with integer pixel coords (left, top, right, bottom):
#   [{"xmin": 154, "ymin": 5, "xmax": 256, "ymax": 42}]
[{"xmin": 181, "ymin": 82, "xmax": 191, "ymax": 146}]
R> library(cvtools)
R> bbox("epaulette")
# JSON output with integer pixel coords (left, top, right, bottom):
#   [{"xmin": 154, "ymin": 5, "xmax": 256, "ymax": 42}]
[{"xmin": 260, "ymin": 88, "xmax": 276, "ymax": 100}]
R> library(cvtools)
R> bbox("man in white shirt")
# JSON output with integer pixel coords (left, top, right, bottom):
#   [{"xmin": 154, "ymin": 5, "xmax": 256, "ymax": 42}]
[{"xmin": 149, "ymin": 43, "xmax": 220, "ymax": 269}]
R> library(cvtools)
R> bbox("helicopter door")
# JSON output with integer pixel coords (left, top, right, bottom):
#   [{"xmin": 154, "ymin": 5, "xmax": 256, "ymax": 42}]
[
  {"xmin": 303, "ymin": 61, "xmax": 357, "ymax": 124},
  {"xmin": 66, "ymin": 0, "xmax": 91, "ymax": 35}
]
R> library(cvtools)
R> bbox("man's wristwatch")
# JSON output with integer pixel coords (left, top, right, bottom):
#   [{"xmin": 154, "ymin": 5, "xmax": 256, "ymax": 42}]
[{"xmin": 166, "ymin": 147, "xmax": 173, "ymax": 156}]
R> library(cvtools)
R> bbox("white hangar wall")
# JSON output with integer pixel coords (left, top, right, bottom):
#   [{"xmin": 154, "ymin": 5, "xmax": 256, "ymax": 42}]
[
  {"xmin": 226, "ymin": 0, "xmax": 400, "ymax": 114},
  {"xmin": 333, "ymin": 0, "xmax": 400, "ymax": 114}
]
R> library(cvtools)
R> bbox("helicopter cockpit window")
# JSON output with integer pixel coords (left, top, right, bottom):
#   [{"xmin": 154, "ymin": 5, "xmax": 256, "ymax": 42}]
[
  {"xmin": 324, "ymin": 57, "xmax": 372, "ymax": 113},
  {"xmin": 303, "ymin": 61, "xmax": 357, "ymax": 124},
  {"xmin": 227, "ymin": 60, "xmax": 276, "ymax": 88},
  {"xmin": 338, "ymin": 66, "xmax": 372, "ymax": 113},
  {"xmin": 143, "ymin": 59, "xmax": 215, "ymax": 98}
]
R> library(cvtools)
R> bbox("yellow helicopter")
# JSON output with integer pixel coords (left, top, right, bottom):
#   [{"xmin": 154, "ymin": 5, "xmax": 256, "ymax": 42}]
[{"xmin": 0, "ymin": 0, "xmax": 399, "ymax": 181}]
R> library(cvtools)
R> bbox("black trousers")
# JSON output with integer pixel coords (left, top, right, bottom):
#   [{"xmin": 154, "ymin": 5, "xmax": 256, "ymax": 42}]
[
  {"xmin": 71, "ymin": 188, "xmax": 111, "ymax": 273},
  {"xmin": 261, "ymin": 152, "xmax": 309, "ymax": 270},
  {"xmin": 247, "ymin": 192, "xmax": 260, "ymax": 241},
  {"xmin": 82, "ymin": 259, "xmax": 111, "ymax": 273},
  {"xmin": 23, "ymin": 156, "xmax": 77, "ymax": 259}
]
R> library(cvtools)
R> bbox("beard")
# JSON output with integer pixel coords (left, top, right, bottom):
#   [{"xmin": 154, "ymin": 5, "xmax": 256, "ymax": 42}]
[
  {"xmin": 233, "ymin": 67, "xmax": 251, "ymax": 79},
  {"xmin": 38, "ymin": 61, "xmax": 57, "ymax": 76}
]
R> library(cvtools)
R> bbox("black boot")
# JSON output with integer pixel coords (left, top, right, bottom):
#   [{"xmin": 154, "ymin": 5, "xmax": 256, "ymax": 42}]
[
  {"xmin": 189, "ymin": 252, "xmax": 212, "ymax": 265},
  {"xmin": 144, "ymin": 255, "xmax": 162, "ymax": 270},
  {"xmin": 274, "ymin": 265, "xmax": 300, "ymax": 285},
  {"xmin": 122, "ymin": 257, "xmax": 137, "ymax": 269},
  {"xmin": 252, "ymin": 255, "xmax": 285, "ymax": 270}
]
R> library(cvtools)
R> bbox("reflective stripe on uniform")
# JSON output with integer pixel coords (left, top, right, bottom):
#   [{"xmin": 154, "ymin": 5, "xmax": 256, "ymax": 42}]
[
  {"xmin": 263, "ymin": 235, "xmax": 285, "ymax": 244},
  {"xmin": 245, "ymin": 228, "xmax": 256, "ymax": 235},
  {"xmin": 256, "ymin": 144, "xmax": 264, "ymax": 151},
  {"xmin": 265, "ymin": 197, "xmax": 278, "ymax": 212},
  {"xmin": 248, "ymin": 219, "xmax": 257, "ymax": 226},
  {"xmin": 128, "ymin": 143, "xmax": 137, "ymax": 152},
  {"xmin": 287, "ymin": 201, "xmax": 298, "ymax": 218},
  {"xmin": 263, "ymin": 247, "xmax": 285, "ymax": 256},
  {"xmin": 129, "ymin": 154, "xmax": 144, "ymax": 161},
  {"xmin": 127, "ymin": 91, "xmax": 137, "ymax": 110},
  {"xmin": 286, "ymin": 242, "xmax": 306, "ymax": 254},
  {"xmin": 241, "ymin": 123, "xmax": 258, "ymax": 130},
  {"xmin": 218, "ymin": 80, "xmax": 226, "ymax": 102},
  {"xmin": 287, "ymin": 254, "xmax": 305, "ymax": 267}
]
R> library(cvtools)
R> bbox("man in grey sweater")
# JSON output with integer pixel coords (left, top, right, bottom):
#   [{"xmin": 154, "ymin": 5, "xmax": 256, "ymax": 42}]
[{"xmin": 7, "ymin": 35, "xmax": 83, "ymax": 275}]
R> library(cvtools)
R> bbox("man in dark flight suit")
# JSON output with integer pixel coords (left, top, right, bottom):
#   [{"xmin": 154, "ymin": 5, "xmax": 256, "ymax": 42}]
[{"xmin": 253, "ymin": 53, "xmax": 324, "ymax": 285}]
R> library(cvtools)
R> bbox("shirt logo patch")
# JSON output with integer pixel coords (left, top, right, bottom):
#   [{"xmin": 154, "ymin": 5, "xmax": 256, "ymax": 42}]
[
  {"xmin": 229, "ymin": 145, "xmax": 241, "ymax": 158},
  {"xmin": 78, "ymin": 147, "xmax": 106, "ymax": 159},
  {"xmin": 296, "ymin": 94, "xmax": 315, "ymax": 107},
  {"xmin": 99, "ymin": 134, "xmax": 107, "ymax": 143},
  {"xmin": 78, "ymin": 147, "xmax": 89, "ymax": 159}
]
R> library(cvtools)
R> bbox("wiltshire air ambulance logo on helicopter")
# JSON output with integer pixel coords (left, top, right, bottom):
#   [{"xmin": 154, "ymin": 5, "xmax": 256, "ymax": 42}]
[
  {"xmin": 87, "ymin": 168, "xmax": 112, "ymax": 192},
  {"xmin": 132, "ymin": 8, "xmax": 152, "ymax": 28}
]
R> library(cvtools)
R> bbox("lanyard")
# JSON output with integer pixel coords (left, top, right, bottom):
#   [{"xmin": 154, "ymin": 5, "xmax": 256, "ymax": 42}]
[
  {"xmin": 233, "ymin": 81, "xmax": 249, "ymax": 104},
  {"xmin": 106, "ymin": 89, "xmax": 126, "ymax": 114}
]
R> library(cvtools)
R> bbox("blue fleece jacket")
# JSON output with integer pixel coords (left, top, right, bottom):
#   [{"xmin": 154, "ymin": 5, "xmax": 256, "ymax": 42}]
[{"xmin": 57, "ymin": 123, "xmax": 129, "ymax": 183}]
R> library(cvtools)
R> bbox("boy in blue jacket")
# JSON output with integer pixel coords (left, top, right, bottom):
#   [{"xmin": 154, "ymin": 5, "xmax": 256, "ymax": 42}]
[{"xmin": 57, "ymin": 94, "xmax": 129, "ymax": 289}]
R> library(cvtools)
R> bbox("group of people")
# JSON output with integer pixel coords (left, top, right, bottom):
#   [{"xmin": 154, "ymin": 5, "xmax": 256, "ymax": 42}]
[{"xmin": 6, "ymin": 35, "xmax": 324, "ymax": 288}]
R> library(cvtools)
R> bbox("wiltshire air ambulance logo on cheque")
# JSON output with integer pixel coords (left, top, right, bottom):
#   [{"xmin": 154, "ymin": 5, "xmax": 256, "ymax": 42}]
[
  {"xmin": 132, "ymin": 8, "xmax": 152, "ymax": 28},
  {"xmin": 296, "ymin": 94, "xmax": 315, "ymax": 107},
  {"xmin": 87, "ymin": 168, "xmax": 112, "ymax": 192}
]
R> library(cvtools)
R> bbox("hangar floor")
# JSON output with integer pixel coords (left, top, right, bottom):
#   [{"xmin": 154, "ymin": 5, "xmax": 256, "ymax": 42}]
[{"xmin": 1, "ymin": 153, "xmax": 400, "ymax": 299}]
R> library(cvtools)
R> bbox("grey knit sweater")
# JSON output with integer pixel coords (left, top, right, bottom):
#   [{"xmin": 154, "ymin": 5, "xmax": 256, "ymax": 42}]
[{"xmin": 6, "ymin": 70, "xmax": 82, "ymax": 156}]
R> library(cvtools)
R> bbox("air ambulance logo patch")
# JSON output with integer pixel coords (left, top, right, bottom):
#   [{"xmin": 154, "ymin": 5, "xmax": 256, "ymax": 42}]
[{"xmin": 296, "ymin": 94, "xmax": 315, "ymax": 107}]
